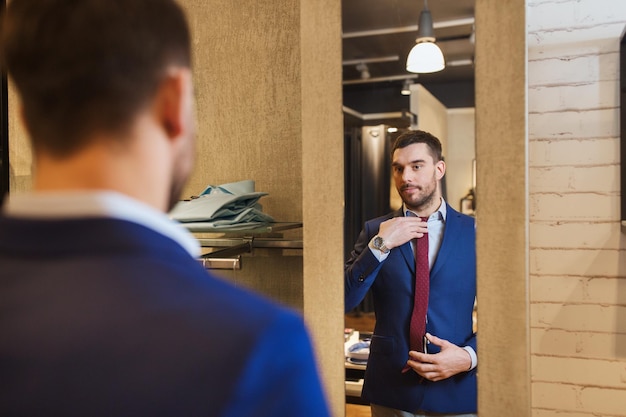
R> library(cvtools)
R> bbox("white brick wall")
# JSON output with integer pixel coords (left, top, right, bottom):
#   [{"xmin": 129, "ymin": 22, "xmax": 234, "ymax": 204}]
[
  {"xmin": 530, "ymin": 137, "xmax": 620, "ymax": 166},
  {"xmin": 528, "ymin": 0, "xmax": 626, "ymax": 415}
]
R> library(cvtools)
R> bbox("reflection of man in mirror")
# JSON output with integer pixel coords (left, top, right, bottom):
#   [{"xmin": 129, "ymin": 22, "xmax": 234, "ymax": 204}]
[
  {"xmin": 0, "ymin": 1, "xmax": 330, "ymax": 416},
  {"xmin": 345, "ymin": 130, "xmax": 477, "ymax": 417}
]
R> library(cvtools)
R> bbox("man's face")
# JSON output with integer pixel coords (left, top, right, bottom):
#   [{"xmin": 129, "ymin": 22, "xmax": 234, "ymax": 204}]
[{"xmin": 392, "ymin": 142, "xmax": 445, "ymax": 213}]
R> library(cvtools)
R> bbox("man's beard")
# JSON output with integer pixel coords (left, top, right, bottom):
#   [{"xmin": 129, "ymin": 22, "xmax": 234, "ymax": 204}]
[
  {"xmin": 167, "ymin": 110, "xmax": 196, "ymax": 212},
  {"xmin": 166, "ymin": 138, "xmax": 194, "ymax": 212},
  {"xmin": 400, "ymin": 178, "xmax": 438, "ymax": 212},
  {"xmin": 167, "ymin": 172, "xmax": 187, "ymax": 212}
]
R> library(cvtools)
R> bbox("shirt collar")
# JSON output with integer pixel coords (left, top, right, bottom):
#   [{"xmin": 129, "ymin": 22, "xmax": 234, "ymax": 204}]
[
  {"xmin": 2, "ymin": 191, "xmax": 200, "ymax": 257},
  {"xmin": 403, "ymin": 197, "xmax": 447, "ymax": 222}
]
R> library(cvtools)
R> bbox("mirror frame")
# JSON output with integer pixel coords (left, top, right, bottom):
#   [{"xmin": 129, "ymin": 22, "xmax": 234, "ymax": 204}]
[{"xmin": 475, "ymin": 0, "xmax": 531, "ymax": 416}]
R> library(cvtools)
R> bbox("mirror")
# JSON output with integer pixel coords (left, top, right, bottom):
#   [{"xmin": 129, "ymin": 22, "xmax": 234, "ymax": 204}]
[{"xmin": 341, "ymin": 0, "xmax": 477, "ymax": 414}]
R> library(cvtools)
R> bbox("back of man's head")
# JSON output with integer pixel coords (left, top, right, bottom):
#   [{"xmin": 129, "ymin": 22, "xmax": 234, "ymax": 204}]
[{"xmin": 1, "ymin": 0, "xmax": 191, "ymax": 157}]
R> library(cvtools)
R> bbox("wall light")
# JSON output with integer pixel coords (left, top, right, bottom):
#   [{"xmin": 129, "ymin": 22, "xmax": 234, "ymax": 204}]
[
  {"xmin": 356, "ymin": 62, "xmax": 371, "ymax": 80},
  {"xmin": 401, "ymin": 79, "xmax": 412, "ymax": 95},
  {"xmin": 406, "ymin": 0, "xmax": 445, "ymax": 73}
]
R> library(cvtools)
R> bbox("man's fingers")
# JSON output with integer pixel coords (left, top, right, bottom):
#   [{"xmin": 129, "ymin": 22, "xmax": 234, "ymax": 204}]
[
  {"xmin": 425, "ymin": 333, "xmax": 448, "ymax": 348},
  {"xmin": 408, "ymin": 350, "xmax": 429, "ymax": 361}
]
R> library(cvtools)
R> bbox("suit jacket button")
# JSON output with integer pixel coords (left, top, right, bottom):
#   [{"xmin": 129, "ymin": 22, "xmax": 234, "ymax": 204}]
[{"xmin": 358, "ymin": 274, "xmax": 365, "ymax": 282}]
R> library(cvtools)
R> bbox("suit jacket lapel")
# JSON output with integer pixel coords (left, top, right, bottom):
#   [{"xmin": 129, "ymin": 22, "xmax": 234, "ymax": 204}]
[{"xmin": 430, "ymin": 204, "xmax": 462, "ymax": 278}]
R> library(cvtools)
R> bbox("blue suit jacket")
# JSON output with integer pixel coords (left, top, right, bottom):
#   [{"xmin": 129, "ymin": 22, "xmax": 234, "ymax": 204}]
[
  {"xmin": 345, "ymin": 204, "xmax": 477, "ymax": 413},
  {"xmin": 0, "ymin": 216, "xmax": 330, "ymax": 417}
]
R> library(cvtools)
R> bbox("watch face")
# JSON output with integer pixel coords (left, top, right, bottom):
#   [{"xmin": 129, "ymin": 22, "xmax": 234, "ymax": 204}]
[{"xmin": 374, "ymin": 236, "xmax": 388, "ymax": 252}]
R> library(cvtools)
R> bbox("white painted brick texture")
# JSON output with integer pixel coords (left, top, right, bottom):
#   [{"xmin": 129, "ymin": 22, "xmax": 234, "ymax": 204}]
[
  {"xmin": 531, "ymin": 303, "xmax": 626, "ymax": 333},
  {"xmin": 530, "ymin": 276, "xmax": 622, "ymax": 304},
  {"xmin": 529, "ymin": 81, "xmax": 619, "ymax": 114},
  {"xmin": 529, "ymin": 52, "xmax": 619, "ymax": 88},
  {"xmin": 529, "ymin": 0, "xmax": 626, "ymax": 33},
  {"xmin": 533, "ymin": 382, "xmax": 626, "ymax": 415},
  {"xmin": 528, "ymin": 0, "xmax": 626, "ymax": 415},
  {"xmin": 533, "ymin": 356, "xmax": 626, "ymax": 388},
  {"xmin": 530, "ymin": 193, "xmax": 619, "ymax": 221},
  {"xmin": 531, "ymin": 222, "xmax": 623, "ymax": 249},
  {"xmin": 529, "ymin": 108, "xmax": 618, "ymax": 140},
  {"xmin": 531, "ymin": 328, "xmax": 626, "ymax": 359}
]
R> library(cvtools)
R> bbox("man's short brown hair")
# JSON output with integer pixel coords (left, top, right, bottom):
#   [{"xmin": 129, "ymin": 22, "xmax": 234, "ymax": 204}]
[
  {"xmin": 1, "ymin": 0, "xmax": 191, "ymax": 157},
  {"xmin": 391, "ymin": 129, "xmax": 443, "ymax": 162}
]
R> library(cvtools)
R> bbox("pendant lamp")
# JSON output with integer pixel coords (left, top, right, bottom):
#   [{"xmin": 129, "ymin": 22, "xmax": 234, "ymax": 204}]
[{"xmin": 406, "ymin": 0, "xmax": 445, "ymax": 73}]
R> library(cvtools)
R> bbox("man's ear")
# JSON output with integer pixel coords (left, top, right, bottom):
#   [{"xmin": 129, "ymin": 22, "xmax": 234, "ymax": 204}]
[
  {"xmin": 155, "ymin": 67, "xmax": 194, "ymax": 141},
  {"xmin": 435, "ymin": 159, "xmax": 446, "ymax": 180}
]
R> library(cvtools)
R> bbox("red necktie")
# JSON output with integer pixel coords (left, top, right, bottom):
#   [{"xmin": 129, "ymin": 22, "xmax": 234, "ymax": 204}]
[{"xmin": 403, "ymin": 216, "xmax": 429, "ymax": 373}]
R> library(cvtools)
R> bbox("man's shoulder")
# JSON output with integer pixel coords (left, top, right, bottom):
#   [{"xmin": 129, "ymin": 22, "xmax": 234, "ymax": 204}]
[{"xmin": 445, "ymin": 204, "xmax": 475, "ymax": 226}]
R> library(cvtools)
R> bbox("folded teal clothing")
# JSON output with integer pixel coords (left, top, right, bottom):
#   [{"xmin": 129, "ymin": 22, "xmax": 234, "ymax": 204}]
[
  {"xmin": 179, "ymin": 208, "xmax": 275, "ymax": 231},
  {"xmin": 199, "ymin": 179, "xmax": 259, "ymax": 196},
  {"xmin": 169, "ymin": 180, "xmax": 275, "ymax": 227},
  {"xmin": 170, "ymin": 194, "xmax": 269, "ymax": 222}
]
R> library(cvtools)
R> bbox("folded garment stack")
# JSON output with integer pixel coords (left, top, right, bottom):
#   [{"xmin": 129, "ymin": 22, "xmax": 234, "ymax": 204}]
[
  {"xmin": 346, "ymin": 340, "xmax": 370, "ymax": 365},
  {"xmin": 170, "ymin": 180, "xmax": 274, "ymax": 231}
]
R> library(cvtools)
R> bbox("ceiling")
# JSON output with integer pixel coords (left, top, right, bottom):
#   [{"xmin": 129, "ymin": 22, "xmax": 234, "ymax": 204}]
[{"xmin": 342, "ymin": 0, "xmax": 476, "ymax": 122}]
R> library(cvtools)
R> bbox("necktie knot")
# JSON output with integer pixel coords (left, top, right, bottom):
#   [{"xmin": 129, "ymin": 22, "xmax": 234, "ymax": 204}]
[{"xmin": 420, "ymin": 216, "xmax": 429, "ymax": 233}]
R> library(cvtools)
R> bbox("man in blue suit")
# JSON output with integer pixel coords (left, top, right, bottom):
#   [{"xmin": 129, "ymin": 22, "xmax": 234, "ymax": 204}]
[
  {"xmin": 345, "ymin": 130, "xmax": 477, "ymax": 417},
  {"xmin": 0, "ymin": 1, "xmax": 330, "ymax": 416}
]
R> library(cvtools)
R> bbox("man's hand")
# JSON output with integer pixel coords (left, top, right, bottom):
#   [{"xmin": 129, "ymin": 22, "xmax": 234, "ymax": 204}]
[
  {"xmin": 405, "ymin": 333, "xmax": 472, "ymax": 381},
  {"xmin": 378, "ymin": 217, "xmax": 427, "ymax": 250}
]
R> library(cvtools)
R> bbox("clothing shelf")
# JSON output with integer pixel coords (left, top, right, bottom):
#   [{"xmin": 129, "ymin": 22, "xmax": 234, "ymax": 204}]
[{"xmin": 183, "ymin": 222, "xmax": 303, "ymax": 270}]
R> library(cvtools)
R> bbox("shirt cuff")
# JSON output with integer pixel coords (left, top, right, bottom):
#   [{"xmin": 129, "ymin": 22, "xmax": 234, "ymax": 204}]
[
  {"xmin": 463, "ymin": 346, "xmax": 477, "ymax": 371},
  {"xmin": 368, "ymin": 237, "xmax": 390, "ymax": 262}
]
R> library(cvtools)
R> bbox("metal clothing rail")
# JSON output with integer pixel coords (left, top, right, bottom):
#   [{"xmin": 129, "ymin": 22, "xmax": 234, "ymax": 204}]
[
  {"xmin": 189, "ymin": 222, "xmax": 303, "ymax": 270},
  {"xmin": 198, "ymin": 238, "xmax": 303, "ymax": 270}
]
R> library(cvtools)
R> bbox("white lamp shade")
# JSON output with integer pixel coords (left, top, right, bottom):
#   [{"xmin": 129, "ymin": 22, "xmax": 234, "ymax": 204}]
[{"xmin": 406, "ymin": 41, "xmax": 445, "ymax": 73}]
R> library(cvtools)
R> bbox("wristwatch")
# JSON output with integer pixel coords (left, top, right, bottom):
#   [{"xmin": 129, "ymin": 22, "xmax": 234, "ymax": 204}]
[{"xmin": 372, "ymin": 235, "xmax": 390, "ymax": 254}]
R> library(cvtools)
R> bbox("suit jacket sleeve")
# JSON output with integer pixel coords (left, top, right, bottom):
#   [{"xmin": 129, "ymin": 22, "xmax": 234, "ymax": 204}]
[{"xmin": 344, "ymin": 219, "xmax": 386, "ymax": 312}]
